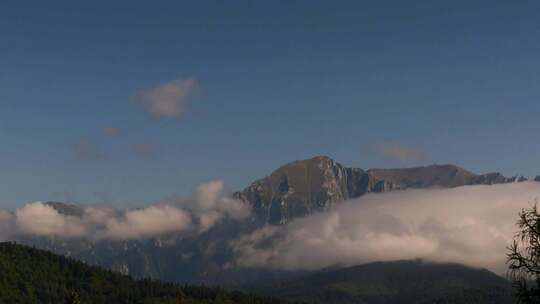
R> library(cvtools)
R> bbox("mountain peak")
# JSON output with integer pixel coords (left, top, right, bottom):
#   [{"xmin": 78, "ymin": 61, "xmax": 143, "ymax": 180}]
[
  {"xmin": 276, "ymin": 155, "xmax": 337, "ymax": 170},
  {"xmin": 236, "ymin": 157, "xmax": 522, "ymax": 225},
  {"xmin": 236, "ymin": 155, "xmax": 364, "ymax": 224},
  {"xmin": 44, "ymin": 201, "xmax": 84, "ymax": 217}
]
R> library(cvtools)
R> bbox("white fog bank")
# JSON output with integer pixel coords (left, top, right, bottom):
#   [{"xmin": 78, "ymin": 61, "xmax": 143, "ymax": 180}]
[
  {"xmin": 232, "ymin": 182, "xmax": 540, "ymax": 274},
  {"xmin": 0, "ymin": 180, "xmax": 250, "ymax": 241}
]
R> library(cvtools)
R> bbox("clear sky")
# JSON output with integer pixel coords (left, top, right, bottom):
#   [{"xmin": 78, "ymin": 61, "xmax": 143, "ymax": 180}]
[{"xmin": 1, "ymin": 1, "xmax": 540, "ymax": 208}]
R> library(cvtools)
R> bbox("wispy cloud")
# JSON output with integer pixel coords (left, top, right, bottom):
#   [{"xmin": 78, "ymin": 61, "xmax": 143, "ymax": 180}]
[
  {"xmin": 73, "ymin": 137, "xmax": 103, "ymax": 161},
  {"xmin": 193, "ymin": 180, "xmax": 251, "ymax": 232},
  {"xmin": 134, "ymin": 78, "xmax": 199, "ymax": 118}
]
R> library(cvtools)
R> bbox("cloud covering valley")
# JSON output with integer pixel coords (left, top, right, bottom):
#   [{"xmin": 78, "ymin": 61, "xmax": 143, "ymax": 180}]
[
  {"xmin": 0, "ymin": 180, "xmax": 249, "ymax": 241},
  {"xmin": 231, "ymin": 182, "xmax": 540, "ymax": 274},
  {"xmin": 2, "ymin": 180, "xmax": 540, "ymax": 275}
]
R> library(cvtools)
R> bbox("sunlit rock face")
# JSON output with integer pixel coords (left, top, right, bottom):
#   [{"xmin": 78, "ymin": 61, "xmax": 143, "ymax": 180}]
[
  {"xmin": 235, "ymin": 156, "xmax": 526, "ymax": 225},
  {"xmin": 234, "ymin": 156, "xmax": 367, "ymax": 225}
]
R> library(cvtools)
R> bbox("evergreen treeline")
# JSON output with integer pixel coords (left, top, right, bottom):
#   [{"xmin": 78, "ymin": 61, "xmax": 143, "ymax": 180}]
[{"xmin": 0, "ymin": 242, "xmax": 296, "ymax": 304}]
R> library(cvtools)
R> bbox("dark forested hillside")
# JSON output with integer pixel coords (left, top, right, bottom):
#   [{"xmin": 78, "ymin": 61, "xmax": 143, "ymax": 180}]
[
  {"xmin": 0, "ymin": 242, "xmax": 295, "ymax": 304},
  {"xmin": 253, "ymin": 260, "xmax": 513, "ymax": 304}
]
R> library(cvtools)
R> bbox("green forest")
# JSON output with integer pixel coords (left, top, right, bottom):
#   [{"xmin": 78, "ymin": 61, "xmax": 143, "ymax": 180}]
[{"xmin": 0, "ymin": 242, "xmax": 297, "ymax": 304}]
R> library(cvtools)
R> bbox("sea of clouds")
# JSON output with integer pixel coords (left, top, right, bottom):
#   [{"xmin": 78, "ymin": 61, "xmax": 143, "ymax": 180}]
[
  {"xmin": 2, "ymin": 181, "xmax": 540, "ymax": 275},
  {"xmin": 231, "ymin": 182, "xmax": 540, "ymax": 274},
  {"xmin": 0, "ymin": 180, "xmax": 250, "ymax": 241}
]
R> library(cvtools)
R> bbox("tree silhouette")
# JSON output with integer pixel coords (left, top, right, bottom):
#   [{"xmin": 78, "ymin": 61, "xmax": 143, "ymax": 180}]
[
  {"xmin": 176, "ymin": 290, "xmax": 186, "ymax": 304},
  {"xmin": 508, "ymin": 203, "xmax": 540, "ymax": 303},
  {"xmin": 64, "ymin": 290, "xmax": 81, "ymax": 304}
]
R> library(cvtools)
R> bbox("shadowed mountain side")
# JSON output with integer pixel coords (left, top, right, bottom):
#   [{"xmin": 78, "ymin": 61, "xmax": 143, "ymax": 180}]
[
  {"xmin": 252, "ymin": 260, "xmax": 513, "ymax": 304},
  {"xmin": 44, "ymin": 201, "xmax": 85, "ymax": 216},
  {"xmin": 0, "ymin": 242, "xmax": 297, "ymax": 304},
  {"xmin": 14, "ymin": 218, "xmax": 265, "ymax": 285}
]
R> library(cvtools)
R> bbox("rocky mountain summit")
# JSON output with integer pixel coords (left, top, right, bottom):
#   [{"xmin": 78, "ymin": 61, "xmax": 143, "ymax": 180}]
[
  {"xmin": 20, "ymin": 156, "xmax": 535, "ymax": 286},
  {"xmin": 234, "ymin": 156, "xmax": 529, "ymax": 224},
  {"xmin": 43, "ymin": 156, "xmax": 529, "ymax": 226}
]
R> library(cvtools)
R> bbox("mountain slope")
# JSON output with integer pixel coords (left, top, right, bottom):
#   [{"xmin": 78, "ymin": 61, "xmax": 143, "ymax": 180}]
[
  {"xmin": 254, "ymin": 260, "xmax": 513, "ymax": 304},
  {"xmin": 234, "ymin": 156, "xmax": 368, "ymax": 224},
  {"xmin": 13, "ymin": 156, "xmax": 533, "ymax": 286},
  {"xmin": 0, "ymin": 242, "xmax": 295, "ymax": 304},
  {"xmin": 235, "ymin": 156, "xmax": 526, "ymax": 224}
]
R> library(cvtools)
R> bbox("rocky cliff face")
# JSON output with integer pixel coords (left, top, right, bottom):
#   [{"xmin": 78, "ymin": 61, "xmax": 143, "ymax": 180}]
[
  {"xmin": 234, "ymin": 156, "xmax": 368, "ymax": 224},
  {"xmin": 235, "ymin": 156, "xmax": 527, "ymax": 225}
]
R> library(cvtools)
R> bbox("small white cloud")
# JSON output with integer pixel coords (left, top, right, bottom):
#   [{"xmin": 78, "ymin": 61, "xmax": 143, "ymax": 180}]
[
  {"xmin": 195, "ymin": 180, "xmax": 225, "ymax": 211},
  {"xmin": 218, "ymin": 197, "xmax": 251, "ymax": 221},
  {"xmin": 198, "ymin": 211, "xmax": 223, "ymax": 233},
  {"xmin": 83, "ymin": 206, "xmax": 116, "ymax": 226},
  {"xmin": 135, "ymin": 78, "xmax": 198, "ymax": 118},
  {"xmin": 102, "ymin": 205, "xmax": 192, "ymax": 240},
  {"xmin": 193, "ymin": 180, "xmax": 251, "ymax": 232},
  {"xmin": 15, "ymin": 202, "xmax": 87, "ymax": 237}
]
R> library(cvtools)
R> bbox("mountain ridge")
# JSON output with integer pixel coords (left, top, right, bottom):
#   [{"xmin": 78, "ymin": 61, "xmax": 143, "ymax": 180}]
[
  {"xmin": 234, "ymin": 155, "xmax": 531, "ymax": 224},
  {"xmin": 252, "ymin": 260, "xmax": 513, "ymax": 304},
  {"xmin": 12, "ymin": 156, "xmax": 537, "ymax": 287}
]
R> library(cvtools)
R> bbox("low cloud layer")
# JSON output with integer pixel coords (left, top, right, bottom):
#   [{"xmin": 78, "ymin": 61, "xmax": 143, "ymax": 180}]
[
  {"xmin": 193, "ymin": 181, "xmax": 251, "ymax": 232},
  {"xmin": 231, "ymin": 182, "xmax": 540, "ymax": 274},
  {"xmin": 16, "ymin": 203, "xmax": 88, "ymax": 237},
  {"xmin": 101, "ymin": 205, "xmax": 192, "ymax": 240},
  {"xmin": 135, "ymin": 78, "xmax": 198, "ymax": 118},
  {"xmin": 0, "ymin": 180, "xmax": 249, "ymax": 241}
]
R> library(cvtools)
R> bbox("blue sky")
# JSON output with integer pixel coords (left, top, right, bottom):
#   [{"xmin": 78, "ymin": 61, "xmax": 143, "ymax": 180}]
[{"xmin": 1, "ymin": 1, "xmax": 540, "ymax": 208}]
